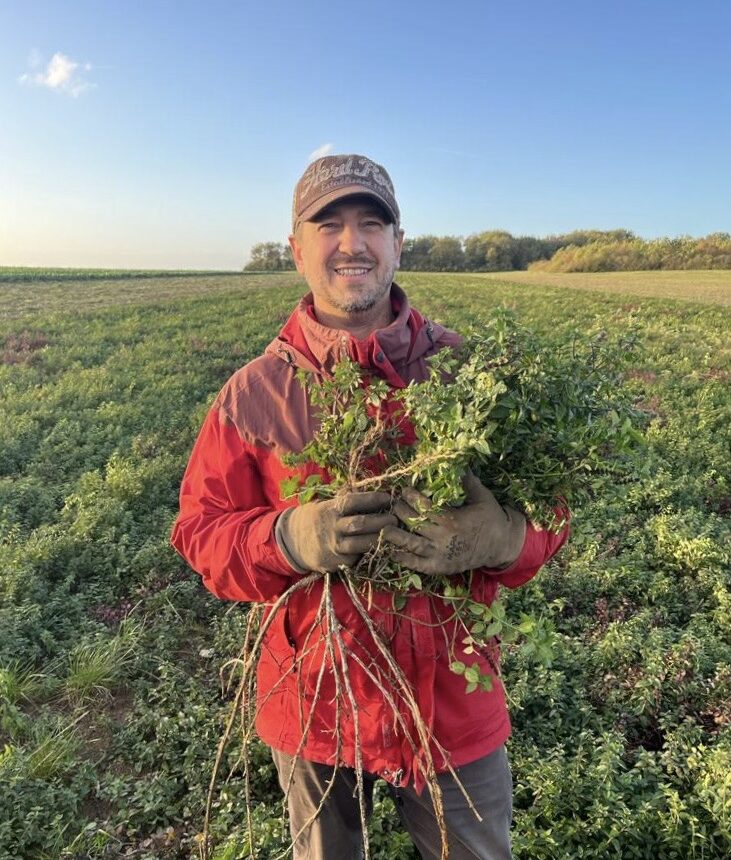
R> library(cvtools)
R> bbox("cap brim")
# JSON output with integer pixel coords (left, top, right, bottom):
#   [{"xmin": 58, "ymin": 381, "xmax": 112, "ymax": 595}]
[{"xmin": 294, "ymin": 184, "xmax": 399, "ymax": 230}]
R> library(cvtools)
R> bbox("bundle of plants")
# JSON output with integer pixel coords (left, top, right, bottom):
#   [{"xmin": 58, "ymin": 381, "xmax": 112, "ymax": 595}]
[{"xmin": 204, "ymin": 310, "xmax": 643, "ymax": 859}]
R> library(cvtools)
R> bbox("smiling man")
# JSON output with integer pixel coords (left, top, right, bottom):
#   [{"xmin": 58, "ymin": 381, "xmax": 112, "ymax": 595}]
[
  {"xmin": 171, "ymin": 154, "xmax": 568, "ymax": 859},
  {"xmin": 290, "ymin": 195, "xmax": 402, "ymax": 323}
]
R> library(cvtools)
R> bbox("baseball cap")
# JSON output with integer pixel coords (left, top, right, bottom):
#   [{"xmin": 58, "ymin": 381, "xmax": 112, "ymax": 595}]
[{"xmin": 292, "ymin": 154, "xmax": 400, "ymax": 233}]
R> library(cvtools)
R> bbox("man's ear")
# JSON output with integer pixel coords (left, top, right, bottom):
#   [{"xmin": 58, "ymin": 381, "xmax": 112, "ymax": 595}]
[
  {"xmin": 394, "ymin": 227, "xmax": 405, "ymax": 268},
  {"xmin": 288, "ymin": 234, "xmax": 305, "ymax": 275}
]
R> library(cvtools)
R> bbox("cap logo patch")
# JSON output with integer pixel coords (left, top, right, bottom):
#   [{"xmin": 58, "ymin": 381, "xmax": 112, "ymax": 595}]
[
  {"xmin": 297, "ymin": 157, "xmax": 393, "ymax": 203},
  {"xmin": 292, "ymin": 153, "xmax": 400, "ymax": 230}
]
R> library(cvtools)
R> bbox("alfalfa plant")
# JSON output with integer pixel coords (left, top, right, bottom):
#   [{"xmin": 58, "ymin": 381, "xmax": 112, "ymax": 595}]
[{"xmin": 203, "ymin": 309, "xmax": 643, "ymax": 859}]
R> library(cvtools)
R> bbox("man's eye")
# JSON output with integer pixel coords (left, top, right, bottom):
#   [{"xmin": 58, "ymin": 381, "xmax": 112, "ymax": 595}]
[
  {"xmin": 318, "ymin": 222, "xmax": 339, "ymax": 232},
  {"xmin": 363, "ymin": 219, "xmax": 384, "ymax": 229}
]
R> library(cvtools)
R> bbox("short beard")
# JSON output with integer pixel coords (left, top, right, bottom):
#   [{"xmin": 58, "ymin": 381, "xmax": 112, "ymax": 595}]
[
  {"xmin": 337, "ymin": 294, "xmax": 380, "ymax": 314},
  {"xmin": 329, "ymin": 266, "xmax": 395, "ymax": 314}
]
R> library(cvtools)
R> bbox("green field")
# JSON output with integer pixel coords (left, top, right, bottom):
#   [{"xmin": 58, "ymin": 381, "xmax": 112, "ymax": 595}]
[
  {"xmin": 0, "ymin": 267, "xmax": 240, "ymax": 282},
  {"xmin": 483, "ymin": 269, "xmax": 731, "ymax": 306},
  {"xmin": 1, "ymin": 271, "xmax": 266, "ymax": 320},
  {"xmin": 0, "ymin": 270, "xmax": 729, "ymax": 858},
  {"xmin": 3, "ymin": 269, "xmax": 730, "ymax": 321}
]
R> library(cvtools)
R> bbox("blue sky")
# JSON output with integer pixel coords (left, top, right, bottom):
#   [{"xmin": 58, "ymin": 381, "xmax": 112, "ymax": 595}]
[{"xmin": 1, "ymin": 0, "xmax": 729, "ymax": 269}]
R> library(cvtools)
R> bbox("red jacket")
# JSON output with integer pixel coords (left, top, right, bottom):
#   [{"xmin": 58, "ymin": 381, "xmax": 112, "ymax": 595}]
[{"xmin": 171, "ymin": 285, "xmax": 568, "ymax": 792}]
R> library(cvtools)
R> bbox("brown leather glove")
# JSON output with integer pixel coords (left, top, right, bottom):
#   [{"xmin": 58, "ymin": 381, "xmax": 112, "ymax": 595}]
[
  {"xmin": 275, "ymin": 491, "xmax": 396, "ymax": 573},
  {"xmin": 382, "ymin": 472, "xmax": 526, "ymax": 575}
]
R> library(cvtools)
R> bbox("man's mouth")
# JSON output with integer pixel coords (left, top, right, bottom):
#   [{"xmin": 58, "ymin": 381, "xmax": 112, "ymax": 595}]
[{"xmin": 334, "ymin": 266, "xmax": 372, "ymax": 276}]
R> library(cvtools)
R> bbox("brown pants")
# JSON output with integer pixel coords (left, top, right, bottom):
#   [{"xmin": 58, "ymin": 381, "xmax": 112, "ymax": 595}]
[{"xmin": 270, "ymin": 746, "xmax": 513, "ymax": 859}]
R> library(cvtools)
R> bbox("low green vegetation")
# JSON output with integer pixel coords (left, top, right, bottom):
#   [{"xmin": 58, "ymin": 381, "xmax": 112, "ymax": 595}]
[
  {"xmin": 0, "ymin": 267, "xmax": 239, "ymax": 282},
  {"xmin": 0, "ymin": 271, "xmax": 282, "ymax": 320},
  {"xmin": 0, "ymin": 271, "xmax": 729, "ymax": 858},
  {"xmin": 480, "ymin": 269, "xmax": 731, "ymax": 307}
]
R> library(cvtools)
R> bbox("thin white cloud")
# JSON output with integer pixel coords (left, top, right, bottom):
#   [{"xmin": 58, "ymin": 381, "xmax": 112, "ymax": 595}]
[
  {"xmin": 19, "ymin": 52, "xmax": 95, "ymax": 97},
  {"xmin": 308, "ymin": 142, "xmax": 334, "ymax": 162},
  {"xmin": 429, "ymin": 146, "xmax": 476, "ymax": 159}
]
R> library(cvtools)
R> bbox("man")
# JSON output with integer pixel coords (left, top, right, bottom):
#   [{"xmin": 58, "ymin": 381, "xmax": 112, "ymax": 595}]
[{"xmin": 171, "ymin": 154, "xmax": 568, "ymax": 859}]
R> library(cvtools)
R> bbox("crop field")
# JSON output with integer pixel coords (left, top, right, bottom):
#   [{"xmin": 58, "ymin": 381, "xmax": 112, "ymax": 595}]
[
  {"xmin": 482, "ymin": 269, "xmax": 731, "ymax": 306},
  {"xmin": 0, "ymin": 270, "xmax": 729, "ymax": 859},
  {"xmin": 1, "ymin": 272, "xmax": 260, "ymax": 320},
  {"xmin": 0, "ymin": 268, "xmax": 243, "ymax": 283}
]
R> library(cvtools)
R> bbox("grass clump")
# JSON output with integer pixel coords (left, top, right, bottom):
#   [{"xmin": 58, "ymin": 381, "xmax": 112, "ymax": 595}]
[{"xmin": 63, "ymin": 619, "xmax": 142, "ymax": 704}]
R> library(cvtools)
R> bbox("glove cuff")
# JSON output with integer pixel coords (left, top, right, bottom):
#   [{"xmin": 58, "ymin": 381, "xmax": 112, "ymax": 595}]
[
  {"xmin": 274, "ymin": 508, "xmax": 310, "ymax": 574},
  {"xmin": 495, "ymin": 507, "xmax": 527, "ymax": 569}
]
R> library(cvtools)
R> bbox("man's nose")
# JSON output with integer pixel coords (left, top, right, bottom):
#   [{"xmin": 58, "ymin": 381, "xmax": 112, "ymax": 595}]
[{"xmin": 338, "ymin": 223, "xmax": 367, "ymax": 255}]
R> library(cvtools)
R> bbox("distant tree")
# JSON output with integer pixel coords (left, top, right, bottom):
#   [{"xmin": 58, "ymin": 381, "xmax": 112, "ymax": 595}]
[
  {"xmin": 529, "ymin": 233, "xmax": 731, "ymax": 272},
  {"xmin": 690, "ymin": 233, "xmax": 731, "ymax": 268},
  {"xmin": 427, "ymin": 236, "xmax": 465, "ymax": 271},
  {"xmin": 532, "ymin": 230, "xmax": 639, "ymax": 270},
  {"xmin": 244, "ymin": 242, "xmax": 295, "ymax": 271},
  {"xmin": 400, "ymin": 236, "xmax": 437, "ymax": 270},
  {"xmin": 551, "ymin": 229, "xmax": 636, "ymax": 249},
  {"xmin": 244, "ymin": 229, "xmax": 731, "ymax": 274},
  {"xmin": 464, "ymin": 231, "xmax": 514, "ymax": 271},
  {"xmin": 530, "ymin": 240, "xmax": 650, "ymax": 272},
  {"xmin": 512, "ymin": 235, "xmax": 548, "ymax": 269}
]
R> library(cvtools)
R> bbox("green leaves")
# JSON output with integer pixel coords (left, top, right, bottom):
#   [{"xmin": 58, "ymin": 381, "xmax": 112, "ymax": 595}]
[
  {"xmin": 407, "ymin": 573, "xmax": 423, "ymax": 591},
  {"xmin": 279, "ymin": 473, "xmax": 329, "ymax": 504},
  {"xmin": 299, "ymin": 474, "xmax": 323, "ymax": 504},
  {"xmin": 285, "ymin": 312, "xmax": 644, "ymax": 532},
  {"xmin": 392, "ymin": 594, "xmax": 408, "ymax": 611},
  {"xmin": 449, "ymin": 661, "xmax": 493, "ymax": 694},
  {"xmin": 279, "ymin": 476, "xmax": 300, "ymax": 499},
  {"xmin": 280, "ymin": 309, "xmax": 643, "ymax": 693}
]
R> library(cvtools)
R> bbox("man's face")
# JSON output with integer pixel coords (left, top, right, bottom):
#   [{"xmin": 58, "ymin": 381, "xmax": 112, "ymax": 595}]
[{"xmin": 289, "ymin": 197, "xmax": 404, "ymax": 320}]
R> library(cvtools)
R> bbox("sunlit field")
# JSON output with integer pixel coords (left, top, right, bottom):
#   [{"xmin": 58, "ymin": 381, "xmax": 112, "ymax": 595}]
[
  {"xmin": 1, "ymin": 269, "xmax": 729, "ymax": 858},
  {"xmin": 481, "ymin": 268, "xmax": 731, "ymax": 306}
]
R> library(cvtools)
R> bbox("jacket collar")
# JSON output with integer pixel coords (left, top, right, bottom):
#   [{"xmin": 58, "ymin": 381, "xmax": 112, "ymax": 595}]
[{"xmin": 266, "ymin": 283, "xmax": 441, "ymax": 386}]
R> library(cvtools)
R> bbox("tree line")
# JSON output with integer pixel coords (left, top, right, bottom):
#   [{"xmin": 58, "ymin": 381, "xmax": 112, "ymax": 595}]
[{"xmin": 244, "ymin": 230, "xmax": 731, "ymax": 273}]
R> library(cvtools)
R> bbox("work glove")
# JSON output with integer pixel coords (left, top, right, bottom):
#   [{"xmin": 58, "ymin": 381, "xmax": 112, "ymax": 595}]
[
  {"xmin": 275, "ymin": 491, "xmax": 397, "ymax": 573},
  {"xmin": 382, "ymin": 472, "xmax": 526, "ymax": 575}
]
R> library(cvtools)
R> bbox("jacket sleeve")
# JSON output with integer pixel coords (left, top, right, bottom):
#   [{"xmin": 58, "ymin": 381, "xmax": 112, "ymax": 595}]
[
  {"xmin": 492, "ymin": 514, "xmax": 569, "ymax": 588},
  {"xmin": 170, "ymin": 405, "xmax": 300, "ymax": 603},
  {"xmin": 469, "ymin": 508, "xmax": 570, "ymax": 603}
]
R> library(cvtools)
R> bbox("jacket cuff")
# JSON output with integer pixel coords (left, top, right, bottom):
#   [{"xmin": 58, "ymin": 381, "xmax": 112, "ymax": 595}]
[
  {"xmin": 495, "ymin": 518, "xmax": 569, "ymax": 588},
  {"xmin": 494, "ymin": 522, "xmax": 538, "ymax": 576},
  {"xmin": 495, "ymin": 508, "xmax": 527, "ymax": 569},
  {"xmin": 274, "ymin": 508, "xmax": 310, "ymax": 575}
]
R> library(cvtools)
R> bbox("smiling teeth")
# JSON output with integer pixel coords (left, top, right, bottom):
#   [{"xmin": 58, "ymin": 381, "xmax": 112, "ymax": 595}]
[{"xmin": 336, "ymin": 268, "xmax": 369, "ymax": 275}]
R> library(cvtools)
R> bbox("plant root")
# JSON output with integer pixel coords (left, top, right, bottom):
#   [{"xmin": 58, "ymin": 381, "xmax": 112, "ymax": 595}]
[{"xmin": 203, "ymin": 570, "xmax": 487, "ymax": 860}]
